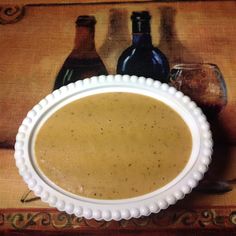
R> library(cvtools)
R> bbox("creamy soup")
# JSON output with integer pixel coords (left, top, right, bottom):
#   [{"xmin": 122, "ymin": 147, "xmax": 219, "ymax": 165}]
[{"xmin": 35, "ymin": 92, "xmax": 192, "ymax": 200}]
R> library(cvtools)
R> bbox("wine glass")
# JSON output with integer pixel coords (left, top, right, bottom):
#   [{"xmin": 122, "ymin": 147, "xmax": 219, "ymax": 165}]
[
  {"xmin": 170, "ymin": 64, "xmax": 230, "ymax": 193},
  {"xmin": 169, "ymin": 63, "xmax": 227, "ymax": 120}
]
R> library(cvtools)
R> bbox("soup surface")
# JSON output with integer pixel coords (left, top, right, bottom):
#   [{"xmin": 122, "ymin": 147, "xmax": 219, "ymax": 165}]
[{"xmin": 35, "ymin": 92, "xmax": 192, "ymax": 200}]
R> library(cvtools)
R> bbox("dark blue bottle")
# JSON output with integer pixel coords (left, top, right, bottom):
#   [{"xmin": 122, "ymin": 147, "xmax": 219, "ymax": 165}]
[{"xmin": 117, "ymin": 11, "xmax": 170, "ymax": 83}]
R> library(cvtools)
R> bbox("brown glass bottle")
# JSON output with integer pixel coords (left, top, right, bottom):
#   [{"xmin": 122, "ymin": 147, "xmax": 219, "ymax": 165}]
[{"xmin": 53, "ymin": 16, "xmax": 108, "ymax": 90}]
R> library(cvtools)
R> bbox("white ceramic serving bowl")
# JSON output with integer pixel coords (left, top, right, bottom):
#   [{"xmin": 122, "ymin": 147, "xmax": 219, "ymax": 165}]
[{"xmin": 14, "ymin": 75, "xmax": 212, "ymax": 221}]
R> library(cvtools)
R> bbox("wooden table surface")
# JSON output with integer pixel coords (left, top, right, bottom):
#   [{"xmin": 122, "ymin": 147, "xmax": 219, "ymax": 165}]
[{"xmin": 0, "ymin": 0, "xmax": 236, "ymax": 235}]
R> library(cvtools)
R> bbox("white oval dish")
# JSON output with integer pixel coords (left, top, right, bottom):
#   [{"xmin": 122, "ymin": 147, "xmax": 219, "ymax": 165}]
[{"xmin": 14, "ymin": 75, "xmax": 212, "ymax": 221}]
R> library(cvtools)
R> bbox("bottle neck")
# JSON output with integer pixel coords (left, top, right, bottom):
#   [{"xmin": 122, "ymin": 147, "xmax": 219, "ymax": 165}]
[
  {"xmin": 159, "ymin": 8, "xmax": 176, "ymax": 43},
  {"xmin": 132, "ymin": 19, "xmax": 152, "ymax": 47},
  {"xmin": 72, "ymin": 26, "xmax": 96, "ymax": 56},
  {"xmin": 132, "ymin": 33, "xmax": 152, "ymax": 48}
]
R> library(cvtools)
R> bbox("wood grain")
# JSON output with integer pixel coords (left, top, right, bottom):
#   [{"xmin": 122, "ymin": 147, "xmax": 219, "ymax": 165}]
[
  {"xmin": 0, "ymin": 0, "xmax": 231, "ymax": 4},
  {"xmin": 0, "ymin": 1, "xmax": 236, "ymax": 145}
]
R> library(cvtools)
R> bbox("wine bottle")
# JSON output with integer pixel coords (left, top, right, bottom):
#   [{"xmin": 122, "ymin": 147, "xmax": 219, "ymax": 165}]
[
  {"xmin": 53, "ymin": 15, "xmax": 108, "ymax": 90},
  {"xmin": 117, "ymin": 11, "xmax": 170, "ymax": 83},
  {"xmin": 158, "ymin": 7, "xmax": 203, "ymax": 66}
]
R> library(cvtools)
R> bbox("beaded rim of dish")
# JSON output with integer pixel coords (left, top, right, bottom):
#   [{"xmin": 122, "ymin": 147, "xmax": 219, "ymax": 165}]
[{"xmin": 14, "ymin": 75, "xmax": 213, "ymax": 221}]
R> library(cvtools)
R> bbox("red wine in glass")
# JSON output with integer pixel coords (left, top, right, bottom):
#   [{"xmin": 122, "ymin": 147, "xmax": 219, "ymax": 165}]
[{"xmin": 170, "ymin": 63, "xmax": 227, "ymax": 120}]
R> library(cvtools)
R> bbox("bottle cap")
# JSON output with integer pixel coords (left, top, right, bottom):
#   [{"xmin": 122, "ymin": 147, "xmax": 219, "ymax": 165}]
[
  {"xmin": 131, "ymin": 11, "xmax": 151, "ymax": 33},
  {"xmin": 131, "ymin": 11, "xmax": 151, "ymax": 21},
  {"xmin": 76, "ymin": 15, "xmax": 96, "ymax": 26}
]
